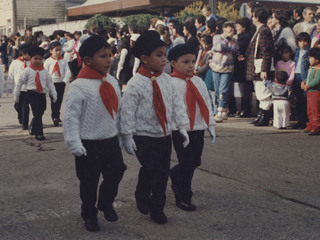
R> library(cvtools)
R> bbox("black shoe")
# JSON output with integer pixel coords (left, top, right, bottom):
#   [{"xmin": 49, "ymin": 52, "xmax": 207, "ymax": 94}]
[
  {"xmin": 35, "ymin": 135, "xmax": 45, "ymax": 141},
  {"xmin": 53, "ymin": 118, "xmax": 59, "ymax": 127},
  {"xmin": 150, "ymin": 212, "xmax": 167, "ymax": 224},
  {"xmin": 239, "ymin": 110, "xmax": 251, "ymax": 118},
  {"xmin": 136, "ymin": 199, "xmax": 149, "ymax": 215},
  {"xmin": 254, "ymin": 110, "xmax": 270, "ymax": 126},
  {"xmin": 58, "ymin": 118, "xmax": 62, "ymax": 122},
  {"xmin": 249, "ymin": 109, "xmax": 262, "ymax": 124},
  {"xmin": 292, "ymin": 122, "xmax": 306, "ymax": 130},
  {"xmin": 103, "ymin": 206, "xmax": 118, "ymax": 222},
  {"xmin": 176, "ymin": 201, "xmax": 196, "ymax": 211},
  {"xmin": 22, "ymin": 126, "xmax": 28, "ymax": 130},
  {"xmin": 84, "ymin": 218, "xmax": 100, "ymax": 232}
]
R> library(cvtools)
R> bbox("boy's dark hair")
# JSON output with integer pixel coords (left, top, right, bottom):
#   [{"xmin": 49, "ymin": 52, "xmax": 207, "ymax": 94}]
[
  {"xmin": 247, "ymin": 2, "xmax": 263, "ymax": 12},
  {"xmin": 294, "ymin": 6, "xmax": 304, "ymax": 18},
  {"xmin": 235, "ymin": 17, "xmax": 252, "ymax": 32},
  {"xmin": 132, "ymin": 30, "xmax": 166, "ymax": 59},
  {"xmin": 296, "ymin": 32, "xmax": 311, "ymax": 44},
  {"xmin": 308, "ymin": 48, "xmax": 320, "ymax": 61},
  {"xmin": 206, "ymin": 19, "xmax": 216, "ymax": 33},
  {"xmin": 281, "ymin": 45, "xmax": 293, "ymax": 55},
  {"xmin": 56, "ymin": 30, "xmax": 65, "ymax": 38},
  {"xmin": 253, "ymin": 7, "xmax": 269, "ymax": 24},
  {"xmin": 183, "ymin": 22, "xmax": 197, "ymax": 36},
  {"xmin": 48, "ymin": 35, "xmax": 55, "ymax": 41},
  {"xmin": 168, "ymin": 44, "xmax": 197, "ymax": 62},
  {"xmin": 19, "ymin": 43, "xmax": 32, "ymax": 54},
  {"xmin": 173, "ymin": 23, "xmax": 184, "ymax": 36},
  {"xmin": 169, "ymin": 18, "xmax": 179, "ymax": 25},
  {"xmin": 82, "ymin": 30, "xmax": 89, "ymax": 35},
  {"xmin": 202, "ymin": 34, "xmax": 212, "ymax": 45},
  {"xmin": 215, "ymin": 17, "xmax": 228, "ymax": 34},
  {"xmin": 108, "ymin": 27, "xmax": 117, "ymax": 38},
  {"xmin": 276, "ymin": 71, "xmax": 289, "ymax": 84},
  {"xmin": 222, "ymin": 21, "xmax": 235, "ymax": 30},
  {"xmin": 196, "ymin": 15, "xmax": 206, "ymax": 26},
  {"xmin": 49, "ymin": 41, "xmax": 61, "ymax": 50},
  {"xmin": 79, "ymin": 35, "xmax": 111, "ymax": 58},
  {"xmin": 28, "ymin": 46, "xmax": 46, "ymax": 58}
]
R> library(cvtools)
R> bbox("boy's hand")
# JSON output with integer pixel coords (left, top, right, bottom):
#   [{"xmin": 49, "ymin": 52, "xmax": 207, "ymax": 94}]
[
  {"xmin": 70, "ymin": 144, "xmax": 87, "ymax": 157},
  {"xmin": 52, "ymin": 97, "xmax": 57, "ymax": 103},
  {"xmin": 301, "ymin": 82, "xmax": 306, "ymax": 91},
  {"xmin": 14, "ymin": 96, "xmax": 19, "ymax": 103},
  {"xmin": 123, "ymin": 136, "xmax": 137, "ymax": 155},
  {"xmin": 208, "ymin": 126, "xmax": 216, "ymax": 145},
  {"xmin": 179, "ymin": 128, "xmax": 190, "ymax": 148}
]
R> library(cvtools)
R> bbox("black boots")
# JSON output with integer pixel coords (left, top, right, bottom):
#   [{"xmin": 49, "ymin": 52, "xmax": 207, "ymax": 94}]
[
  {"xmin": 249, "ymin": 109, "xmax": 263, "ymax": 124},
  {"xmin": 254, "ymin": 110, "xmax": 270, "ymax": 126}
]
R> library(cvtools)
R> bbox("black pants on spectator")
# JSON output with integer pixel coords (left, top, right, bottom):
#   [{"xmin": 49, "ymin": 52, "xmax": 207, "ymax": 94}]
[
  {"xmin": 133, "ymin": 135, "xmax": 172, "ymax": 214},
  {"xmin": 75, "ymin": 137, "xmax": 126, "ymax": 220},
  {"xmin": 171, "ymin": 130, "xmax": 204, "ymax": 203},
  {"xmin": 16, "ymin": 91, "xmax": 30, "ymax": 128},
  {"xmin": 27, "ymin": 90, "xmax": 46, "ymax": 136},
  {"xmin": 51, "ymin": 82, "xmax": 65, "ymax": 120}
]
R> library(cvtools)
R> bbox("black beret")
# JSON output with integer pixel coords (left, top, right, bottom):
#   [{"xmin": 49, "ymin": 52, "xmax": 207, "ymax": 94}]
[
  {"xmin": 28, "ymin": 46, "xmax": 46, "ymax": 58},
  {"xmin": 19, "ymin": 43, "xmax": 32, "ymax": 54},
  {"xmin": 168, "ymin": 44, "xmax": 197, "ymax": 62},
  {"xmin": 131, "ymin": 30, "xmax": 166, "ymax": 59},
  {"xmin": 79, "ymin": 35, "xmax": 109, "ymax": 58}
]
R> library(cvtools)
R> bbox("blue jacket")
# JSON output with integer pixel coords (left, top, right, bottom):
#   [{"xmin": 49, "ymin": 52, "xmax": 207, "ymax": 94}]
[{"xmin": 294, "ymin": 47, "xmax": 310, "ymax": 81}]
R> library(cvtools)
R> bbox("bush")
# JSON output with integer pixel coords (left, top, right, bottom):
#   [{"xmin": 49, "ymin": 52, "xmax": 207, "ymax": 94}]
[
  {"xmin": 85, "ymin": 14, "xmax": 115, "ymax": 33},
  {"xmin": 175, "ymin": 1, "xmax": 204, "ymax": 23},
  {"xmin": 123, "ymin": 14, "xmax": 161, "ymax": 27},
  {"xmin": 217, "ymin": 0, "xmax": 240, "ymax": 21}
]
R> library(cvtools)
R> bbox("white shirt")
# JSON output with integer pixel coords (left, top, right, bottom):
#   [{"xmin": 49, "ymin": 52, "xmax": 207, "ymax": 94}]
[
  {"xmin": 119, "ymin": 72, "xmax": 190, "ymax": 138},
  {"xmin": 171, "ymin": 75, "xmax": 215, "ymax": 131},
  {"xmin": 63, "ymin": 74, "xmax": 121, "ymax": 149},
  {"xmin": 295, "ymin": 49, "xmax": 307, "ymax": 74},
  {"xmin": 44, "ymin": 57, "xmax": 71, "ymax": 83},
  {"xmin": 7, "ymin": 59, "xmax": 30, "ymax": 92},
  {"xmin": 63, "ymin": 39, "xmax": 75, "ymax": 62},
  {"xmin": 14, "ymin": 67, "xmax": 57, "ymax": 99}
]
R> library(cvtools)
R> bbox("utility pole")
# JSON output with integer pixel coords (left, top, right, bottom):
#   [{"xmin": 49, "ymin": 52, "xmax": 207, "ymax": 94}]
[
  {"xmin": 12, "ymin": 0, "xmax": 17, "ymax": 33},
  {"xmin": 209, "ymin": 0, "xmax": 217, "ymax": 14}
]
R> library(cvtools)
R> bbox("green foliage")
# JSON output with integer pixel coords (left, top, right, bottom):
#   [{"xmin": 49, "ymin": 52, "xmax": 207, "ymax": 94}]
[
  {"xmin": 85, "ymin": 14, "xmax": 115, "ymax": 32},
  {"xmin": 175, "ymin": 1, "xmax": 204, "ymax": 23},
  {"xmin": 217, "ymin": 0, "xmax": 240, "ymax": 21},
  {"xmin": 123, "ymin": 14, "xmax": 161, "ymax": 27}
]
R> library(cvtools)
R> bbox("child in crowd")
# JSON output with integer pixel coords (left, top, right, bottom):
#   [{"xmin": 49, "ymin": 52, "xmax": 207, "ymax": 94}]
[
  {"xmin": 119, "ymin": 31, "xmax": 190, "ymax": 224},
  {"xmin": 195, "ymin": 34, "xmax": 212, "ymax": 80},
  {"xmin": 168, "ymin": 44, "xmax": 216, "ymax": 211},
  {"xmin": 14, "ymin": 47, "xmax": 57, "ymax": 140},
  {"xmin": 301, "ymin": 47, "xmax": 320, "ymax": 136},
  {"xmin": 210, "ymin": 21, "xmax": 239, "ymax": 122},
  {"xmin": 293, "ymin": 32, "xmax": 311, "ymax": 130},
  {"xmin": 63, "ymin": 35, "xmax": 126, "ymax": 232},
  {"xmin": 7, "ymin": 43, "xmax": 31, "ymax": 129},
  {"xmin": 264, "ymin": 71, "xmax": 291, "ymax": 129},
  {"xmin": 275, "ymin": 46, "xmax": 295, "ymax": 86},
  {"xmin": 44, "ymin": 41, "xmax": 71, "ymax": 126}
]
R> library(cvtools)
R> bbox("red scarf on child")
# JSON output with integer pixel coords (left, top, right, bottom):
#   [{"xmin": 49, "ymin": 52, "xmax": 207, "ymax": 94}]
[
  {"xmin": 17, "ymin": 57, "xmax": 27, "ymax": 69},
  {"xmin": 171, "ymin": 69, "xmax": 209, "ymax": 130},
  {"xmin": 50, "ymin": 56, "xmax": 64, "ymax": 78},
  {"xmin": 77, "ymin": 66, "xmax": 118, "ymax": 119},
  {"xmin": 138, "ymin": 65, "xmax": 168, "ymax": 136},
  {"xmin": 29, "ymin": 63, "xmax": 44, "ymax": 93}
]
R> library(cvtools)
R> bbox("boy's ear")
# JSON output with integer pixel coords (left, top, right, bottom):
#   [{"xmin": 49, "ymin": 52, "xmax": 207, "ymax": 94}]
[
  {"xmin": 140, "ymin": 55, "xmax": 148, "ymax": 65},
  {"xmin": 82, "ymin": 56, "xmax": 91, "ymax": 66},
  {"xmin": 170, "ymin": 60, "xmax": 177, "ymax": 68}
]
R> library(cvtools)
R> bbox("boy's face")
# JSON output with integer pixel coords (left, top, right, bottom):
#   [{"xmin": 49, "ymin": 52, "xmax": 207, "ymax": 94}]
[
  {"xmin": 298, "ymin": 40, "xmax": 309, "ymax": 50},
  {"xmin": 50, "ymin": 46, "xmax": 62, "ymax": 58},
  {"xmin": 171, "ymin": 54, "xmax": 196, "ymax": 76},
  {"xmin": 85, "ymin": 47, "xmax": 112, "ymax": 75},
  {"xmin": 309, "ymin": 56, "xmax": 319, "ymax": 66},
  {"xmin": 282, "ymin": 51, "xmax": 291, "ymax": 62},
  {"xmin": 141, "ymin": 46, "xmax": 167, "ymax": 73},
  {"xmin": 31, "ymin": 55, "xmax": 43, "ymax": 67},
  {"xmin": 21, "ymin": 52, "xmax": 30, "ymax": 61}
]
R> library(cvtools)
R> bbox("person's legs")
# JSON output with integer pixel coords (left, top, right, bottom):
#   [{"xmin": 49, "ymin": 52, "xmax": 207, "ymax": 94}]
[{"xmin": 51, "ymin": 82, "xmax": 66, "ymax": 125}]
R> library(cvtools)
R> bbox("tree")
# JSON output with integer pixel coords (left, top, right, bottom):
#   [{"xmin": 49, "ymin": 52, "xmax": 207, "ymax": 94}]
[
  {"xmin": 216, "ymin": 0, "xmax": 240, "ymax": 21},
  {"xmin": 175, "ymin": 1, "xmax": 204, "ymax": 23},
  {"xmin": 85, "ymin": 14, "xmax": 115, "ymax": 34},
  {"xmin": 123, "ymin": 14, "xmax": 161, "ymax": 27}
]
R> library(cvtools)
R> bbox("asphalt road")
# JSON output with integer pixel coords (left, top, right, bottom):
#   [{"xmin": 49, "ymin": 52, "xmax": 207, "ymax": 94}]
[{"xmin": 1, "ymin": 88, "xmax": 320, "ymax": 240}]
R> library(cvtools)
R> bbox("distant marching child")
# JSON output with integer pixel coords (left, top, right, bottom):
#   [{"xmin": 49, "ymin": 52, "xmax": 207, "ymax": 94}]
[
  {"xmin": 119, "ymin": 31, "xmax": 190, "ymax": 224},
  {"xmin": 63, "ymin": 35, "xmax": 126, "ymax": 232},
  {"xmin": 168, "ymin": 44, "xmax": 216, "ymax": 211},
  {"xmin": 44, "ymin": 41, "xmax": 71, "ymax": 126},
  {"xmin": 14, "ymin": 47, "xmax": 57, "ymax": 140},
  {"xmin": 7, "ymin": 43, "xmax": 32, "ymax": 129}
]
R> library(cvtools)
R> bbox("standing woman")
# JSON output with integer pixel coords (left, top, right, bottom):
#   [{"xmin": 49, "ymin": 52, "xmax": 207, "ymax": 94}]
[
  {"xmin": 183, "ymin": 22, "xmax": 200, "ymax": 53},
  {"xmin": 272, "ymin": 10, "xmax": 297, "ymax": 64}
]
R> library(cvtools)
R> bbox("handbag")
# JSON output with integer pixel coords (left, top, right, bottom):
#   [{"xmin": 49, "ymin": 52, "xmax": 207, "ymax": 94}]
[{"xmin": 254, "ymin": 34, "xmax": 274, "ymax": 74}]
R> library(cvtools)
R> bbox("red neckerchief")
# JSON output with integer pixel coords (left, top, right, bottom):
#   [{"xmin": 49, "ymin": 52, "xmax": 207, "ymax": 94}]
[
  {"xmin": 138, "ymin": 65, "xmax": 168, "ymax": 136},
  {"xmin": 198, "ymin": 49, "xmax": 209, "ymax": 67},
  {"xmin": 50, "ymin": 56, "xmax": 64, "ymax": 78},
  {"xmin": 29, "ymin": 63, "xmax": 44, "ymax": 93},
  {"xmin": 171, "ymin": 69, "xmax": 209, "ymax": 130},
  {"xmin": 17, "ymin": 57, "xmax": 27, "ymax": 69},
  {"xmin": 77, "ymin": 66, "xmax": 118, "ymax": 119}
]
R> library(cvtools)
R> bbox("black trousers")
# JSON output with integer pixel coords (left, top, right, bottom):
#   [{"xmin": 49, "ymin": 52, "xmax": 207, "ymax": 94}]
[
  {"xmin": 75, "ymin": 137, "xmax": 126, "ymax": 220},
  {"xmin": 133, "ymin": 135, "xmax": 172, "ymax": 214},
  {"xmin": 51, "ymin": 82, "xmax": 65, "ymax": 120},
  {"xmin": 16, "ymin": 91, "xmax": 30, "ymax": 127},
  {"xmin": 171, "ymin": 130, "xmax": 204, "ymax": 202},
  {"xmin": 27, "ymin": 90, "xmax": 46, "ymax": 136}
]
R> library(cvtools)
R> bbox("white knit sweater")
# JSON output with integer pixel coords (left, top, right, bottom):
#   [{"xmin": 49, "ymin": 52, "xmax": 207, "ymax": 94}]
[
  {"xmin": 119, "ymin": 72, "xmax": 190, "ymax": 138},
  {"xmin": 171, "ymin": 75, "xmax": 216, "ymax": 131},
  {"xmin": 7, "ymin": 59, "xmax": 30, "ymax": 92},
  {"xmin": 63, "ymin": 75, "xmax": 121, "ymax": 149},
  {"xmin": 44, "ymin": 57, "xmax": 71, "ymax": 83}
]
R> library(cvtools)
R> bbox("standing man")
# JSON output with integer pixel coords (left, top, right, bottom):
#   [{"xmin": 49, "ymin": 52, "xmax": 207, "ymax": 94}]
[
  {"xmin": 20, "ymin": 26, "xmax": 37, "ymax": 47},
  {"xmin": 201, "ymin": 6, "xmax": 219, "ymax": 22},
  {"xmin": 293, "ymin": 7, "xmax": 315, "ymax": 35},
  {"xmin": 245, "ymin": 7, "xmax": 274, "ymax": 126}
]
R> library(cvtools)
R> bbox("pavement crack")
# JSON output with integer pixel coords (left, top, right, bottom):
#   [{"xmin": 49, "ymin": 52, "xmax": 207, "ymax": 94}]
[{"xmin": 198, "ymin": 167, "xmax": 320, "ymax": 211}]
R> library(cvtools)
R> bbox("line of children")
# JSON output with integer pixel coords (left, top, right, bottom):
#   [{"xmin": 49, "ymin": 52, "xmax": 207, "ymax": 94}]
[
  {"xmin": 168, "ymin": 44, "xmax": 216, "ymax": 211},
  {"xmin": 119, "ymin": 31, "xmax": 190, "ymax": 224},
  {"xmin": 7, "ymin": 43, "xmax": 32, "ymax": 129},
  {"xmin": 63, "ymin": 35, "xmax": 127, "ymax": 232},
  {"xmin": 301, "ymin": 47, "xmax": 320, "ymax": 136},
  {"xmin": 44, "ymin": 41, "xmax": 71, "ymax": 126},
  {"xmin": 14, "ymin": 47, "xmax": 57, "ymax": 140}
]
